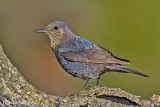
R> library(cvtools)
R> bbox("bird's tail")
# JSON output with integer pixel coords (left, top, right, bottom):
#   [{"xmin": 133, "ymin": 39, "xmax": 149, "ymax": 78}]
[
  {"xmin": 105, "ymin": 64, "xmax": 149, "ymax": 77},
  {"xmin": 119, "ymin": 67, "xmax": 149, "ymax": 77}
]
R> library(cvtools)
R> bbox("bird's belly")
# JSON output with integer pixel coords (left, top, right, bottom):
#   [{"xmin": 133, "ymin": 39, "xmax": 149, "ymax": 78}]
[{"xmin": 55, "ymin": 53, "xmax": 105, "ymax": 80}]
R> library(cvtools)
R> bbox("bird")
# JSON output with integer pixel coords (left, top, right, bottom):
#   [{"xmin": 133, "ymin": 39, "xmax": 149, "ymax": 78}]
[{"xmin": 34, "ymin": 21, "xmax": 149, "ymax": 89}]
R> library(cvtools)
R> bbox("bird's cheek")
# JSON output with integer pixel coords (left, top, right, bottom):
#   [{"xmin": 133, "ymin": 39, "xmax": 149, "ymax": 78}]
[
  {"xmin": 54, "ymin": 32, "xmax": 59, "ymax": 37},
  {"xmin": 59, "ymin": 29, "xmax": 65, "ymax": 35}
]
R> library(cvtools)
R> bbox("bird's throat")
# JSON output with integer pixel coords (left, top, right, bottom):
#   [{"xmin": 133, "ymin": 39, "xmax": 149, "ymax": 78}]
[
  {"xmin": 48, "ymin": 34, "xmax": 70, "ymax": 49},
  {"xmin": 49, "ymin": 36, "xmax": 60, "ymax": 49}
]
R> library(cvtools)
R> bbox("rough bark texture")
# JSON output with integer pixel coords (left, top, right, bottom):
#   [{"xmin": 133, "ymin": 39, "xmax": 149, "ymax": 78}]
[{"xmin": 0, "ymin": 44, "xmax": 159, "ymax": 107}]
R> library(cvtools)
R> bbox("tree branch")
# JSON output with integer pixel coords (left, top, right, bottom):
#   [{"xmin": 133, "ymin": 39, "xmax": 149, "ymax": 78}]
[{"xmin": 0, "ymin": 44, "xmax": 159, "ymax": 107}]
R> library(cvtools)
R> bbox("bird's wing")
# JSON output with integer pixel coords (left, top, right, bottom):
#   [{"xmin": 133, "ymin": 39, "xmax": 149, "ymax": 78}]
[{"xmin": 59, "ymin": 45, "xmax": 130, "ymax": 64}]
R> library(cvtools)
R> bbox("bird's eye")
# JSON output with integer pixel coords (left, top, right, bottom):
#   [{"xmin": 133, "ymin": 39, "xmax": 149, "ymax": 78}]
[{"xmin": 54, "ymin": 26, "xmax": 58, "ymax": 30}]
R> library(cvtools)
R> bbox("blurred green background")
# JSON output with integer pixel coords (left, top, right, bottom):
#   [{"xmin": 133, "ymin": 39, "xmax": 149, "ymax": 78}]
[{"xmin": 0, "ymin": 0, "xmax": 159, "ymax": 98}]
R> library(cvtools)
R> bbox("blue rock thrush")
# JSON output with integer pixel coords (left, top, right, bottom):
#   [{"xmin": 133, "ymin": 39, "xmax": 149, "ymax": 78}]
[{"xmin": 34, "ymin": 21, "xmax": 148, "ymax": 89}]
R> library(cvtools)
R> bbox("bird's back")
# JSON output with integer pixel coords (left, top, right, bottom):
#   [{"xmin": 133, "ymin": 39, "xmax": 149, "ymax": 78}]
[{"xmin": 56, "ymin": 35, "xmax": 96, "ymax": 53}]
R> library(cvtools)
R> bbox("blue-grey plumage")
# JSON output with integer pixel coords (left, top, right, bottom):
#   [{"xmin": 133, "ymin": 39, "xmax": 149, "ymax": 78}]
[{"xmin": 34, "ymin": 21, "xmax": 148, "ymax": 89}]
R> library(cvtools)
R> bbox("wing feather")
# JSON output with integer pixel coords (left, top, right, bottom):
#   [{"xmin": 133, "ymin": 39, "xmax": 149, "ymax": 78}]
[{"xmin": 60, "ymin": 46, "xmax": 130, "ymax": 64}]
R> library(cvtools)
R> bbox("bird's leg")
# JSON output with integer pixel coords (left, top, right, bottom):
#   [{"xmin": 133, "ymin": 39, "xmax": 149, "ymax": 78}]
[
  {"xmin": 96, "ymin": 77, "xmax": 100, "ymax": 86},
  {"xmin": 82, "ymin": 79, "xmax": 90, "ymax": 90}
]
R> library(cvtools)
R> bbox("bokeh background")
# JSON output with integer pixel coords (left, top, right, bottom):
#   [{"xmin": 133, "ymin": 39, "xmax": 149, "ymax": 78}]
[{"xmin": 0, "ymin": 0, "xmax": 159, "ymax": 98}]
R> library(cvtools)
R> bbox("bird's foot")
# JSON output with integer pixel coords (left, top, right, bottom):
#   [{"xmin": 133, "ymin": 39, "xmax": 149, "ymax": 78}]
[
  {"xmin": 82, "ymin": 85, "xmax": 91, "ymax": 90},
  {"xmin": 96, "ymin": 77, "xmax": 100, "ymax": 86}
]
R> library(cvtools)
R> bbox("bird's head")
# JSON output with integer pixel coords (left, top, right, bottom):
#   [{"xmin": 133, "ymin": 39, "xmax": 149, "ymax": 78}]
[{"xmin": 34, "ymin": 21, "xmax": 73, "ymax": 47}]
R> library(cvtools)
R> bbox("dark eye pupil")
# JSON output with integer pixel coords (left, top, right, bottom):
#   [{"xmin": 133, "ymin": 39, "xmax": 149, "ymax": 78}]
[{"xmin": 54, "ymin": 26, "xmax": 58, "ymax": 30}]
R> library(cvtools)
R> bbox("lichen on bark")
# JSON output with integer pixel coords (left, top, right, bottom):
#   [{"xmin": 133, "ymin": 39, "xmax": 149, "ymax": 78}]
[{"xmin": 0, "ymin": 44, "xmax": 159, "ymax": 107}]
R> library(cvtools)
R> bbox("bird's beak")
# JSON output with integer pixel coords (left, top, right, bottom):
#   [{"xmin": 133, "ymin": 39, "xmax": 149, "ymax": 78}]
[{"xmin": 34, "ymin": 29, "xmax": 48, "ymax": 33}]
